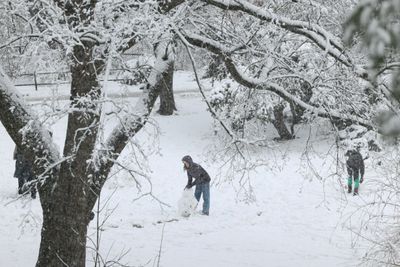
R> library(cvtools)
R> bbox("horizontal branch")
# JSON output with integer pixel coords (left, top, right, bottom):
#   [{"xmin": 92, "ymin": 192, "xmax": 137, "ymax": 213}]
[{"xmin": 182, "ymin": 31, "xmax": 376, "ymax": 130}]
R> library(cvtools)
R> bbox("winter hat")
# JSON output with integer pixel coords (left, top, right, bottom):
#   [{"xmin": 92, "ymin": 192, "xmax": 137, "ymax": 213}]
[{"xmin": 182, "ymin": 155, "xmax": 193, "ymax": 166}]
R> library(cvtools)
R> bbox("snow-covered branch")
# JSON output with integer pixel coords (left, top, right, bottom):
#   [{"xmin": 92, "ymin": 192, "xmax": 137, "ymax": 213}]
[
  {"xmin": 377, "ymin": 62, "xmax": 400, "ymax": 76},
  {"xmin": 157, "ymin": 0, "xmax": 186, "ymax": 13},
  {"xmin": 182, "ymin": 31, "xmax": 376, "ymax": 130},
  {"xmin": 89, "ymin": 38, "xmax": 175, "ymax": 206},
  {"xmin": 0, "ymin": 66, "xmax": 59, "ymax": 180},
  {"xmin": 116, "ymin": 0, "xmax": 185, "ymax": 53},
  {"xmin": 202, "ymin": 0, "xmax": 368, "ymax": 77},
  {"xmin": 0, "ymin": 35, "xmax": 41, "ymax": 50}
]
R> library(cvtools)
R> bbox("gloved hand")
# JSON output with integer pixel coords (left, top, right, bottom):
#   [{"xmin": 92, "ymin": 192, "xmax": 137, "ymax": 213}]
[{"xmin": 360, "ymin": 177, "xmax": 364, "ymax": 183}]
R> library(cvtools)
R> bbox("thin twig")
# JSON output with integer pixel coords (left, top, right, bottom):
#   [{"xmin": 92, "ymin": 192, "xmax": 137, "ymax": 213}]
[{"xmin": 156, "ymin": 223, "xmax": 167, "ymax": 267}]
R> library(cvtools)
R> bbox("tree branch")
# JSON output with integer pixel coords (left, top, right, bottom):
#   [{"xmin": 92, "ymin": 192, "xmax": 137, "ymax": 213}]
[
  {"xmin": 117, "ymin": 0, "xmax": 185, "ymax": 53},
  {"xmin": 0, "ymin": 66, "xmax": 59, "ymax": 181},
  {"xmin": 0, "ymin": 35, "xmax": 41, "ymax": 50},
  {"xmin": 181, "ymin": 31, "xmax": 376, "ymax": 130},
  {"xmin": 88, "ymin": 39, "xmax": 175, "ymax": 207},
  {"xmin": 377, "ymin": 62, "xmax": 400, "ymax": 76},
  {"xmin": 158, "ymin": 0, "xmax": 186, "ymax": 13},
  {"xmin": 202, "ymin": 0, "xmax": 368, "ymax": 77}
]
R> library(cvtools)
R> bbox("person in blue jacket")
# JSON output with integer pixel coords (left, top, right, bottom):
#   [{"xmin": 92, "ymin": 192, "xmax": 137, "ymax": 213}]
[{"xmin": 182, "ymin": 155, "xmax": 211, "ymax": 215}]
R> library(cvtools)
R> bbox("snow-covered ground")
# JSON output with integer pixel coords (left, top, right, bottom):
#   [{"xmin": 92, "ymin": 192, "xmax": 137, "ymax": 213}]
[{"xmin": 0, "ymin": 72, "xmax": 380, "ymax": 267}]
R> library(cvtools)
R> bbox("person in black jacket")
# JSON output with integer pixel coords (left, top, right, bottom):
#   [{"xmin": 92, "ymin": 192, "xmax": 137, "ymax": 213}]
[
  {"xmin": 182, "ymin": 155, "xmax": 211, "ymax": 215},
  {"xmin": 13, "ymin": 146, "xmax": 36, "ymax": 199},
  {"xmin": 345, "ymin": 149, "xmax": 365, "ymax": 196}
]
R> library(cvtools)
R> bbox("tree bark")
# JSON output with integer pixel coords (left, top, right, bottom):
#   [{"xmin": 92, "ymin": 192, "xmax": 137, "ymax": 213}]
[
  {"xmin": 158, "ymin": 61, "xmax": 176, "ymax": 115},
  {"xmin": 203, "ymin": 55, "xmax": 227, "ymax": 80},
  {"xmin": 36, "ymin": 190, "xmax": 90, "ymax": 267},
  {"xmin": 272, "ymin": 103, "xmax": 294, "ymax": 140},
  {"xmin": 290, "ymin": 81, "xmax": 313, "ymax": 124}
]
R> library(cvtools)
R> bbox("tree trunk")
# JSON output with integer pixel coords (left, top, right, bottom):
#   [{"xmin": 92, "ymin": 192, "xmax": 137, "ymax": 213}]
[
  {"xmin": 330, "ymin": 117, "xmax": 353, "ymax": 130},
  {"xmin": 272, "ymin": 103, "xmax": 294, "ymax": 140},
  {"xmin": 36, "ymin": 43, "xmax": 102, "ymax": 266},
  {"xmin": 290, "ymin": 81, "xmax": 313, "ymax": 124},
  {"xmin": 36, "ymin": 188, "xmax": 90, "ymax": 267},
  {"xmin": 158, "ymin": 60, "xmax": 176, "ymax": 115}
]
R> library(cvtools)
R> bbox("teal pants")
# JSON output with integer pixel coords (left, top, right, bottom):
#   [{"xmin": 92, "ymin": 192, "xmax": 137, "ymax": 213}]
[{"xmin": 348, "ymin": 176, "xmax": 360, "ymax": 189}]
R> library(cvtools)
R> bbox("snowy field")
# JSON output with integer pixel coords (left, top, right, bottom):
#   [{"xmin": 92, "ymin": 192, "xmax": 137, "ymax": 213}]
[{"xmin": 0, "ymin": 73, "xmax": 381, "ymax": 267}]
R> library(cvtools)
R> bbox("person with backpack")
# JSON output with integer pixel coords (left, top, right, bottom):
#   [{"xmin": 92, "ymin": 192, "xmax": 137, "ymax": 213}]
[
  {"xmin": 182, "ymin": 155, "xmax": 211, "ymax": 215},
  {"xmin": 345, "ymin": 149, "xmax": 365, "ymax": 196}
]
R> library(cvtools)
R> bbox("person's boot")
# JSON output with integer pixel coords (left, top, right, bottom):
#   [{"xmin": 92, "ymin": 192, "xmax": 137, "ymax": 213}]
[
  {"xmin": 353, "ymin": 187, "xmax": 359, "ymax": 196},
  {"xmin": 347, "ymin": 185, "xmax": 352, "ymax": 194}
]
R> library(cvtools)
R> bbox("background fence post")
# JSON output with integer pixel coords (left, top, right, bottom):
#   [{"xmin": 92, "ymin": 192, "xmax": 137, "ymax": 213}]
[{"xmin": 34, "ymin": 71, "xmax": 38, "ymax": 91}]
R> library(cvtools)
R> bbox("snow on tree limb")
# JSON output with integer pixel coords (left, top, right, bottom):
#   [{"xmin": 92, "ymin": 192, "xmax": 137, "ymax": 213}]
[
  {"xmin": 0, "ymin": 34, "xmax": 41, "ymax": 50},
  {"xmin": 202, "ymin": 0, "xmax": 368, "ymax": 77},
  {"xmin": 105, "ymin": 40, "xmax": 173, "ymax": 154},
  {"xmin": 0, "ymin": 66, "xmax": 59, "ymax": 179},
  {"xmin": 117, "ymin": 0, "xmax": 186, "ymax": 53},
  {"xmin": 89, "ymin": 39, "xmax": 174, "ymax": 204},
  {"xmin": 182, "ymin": 31, "xmax": 376, "ymax": 130}
]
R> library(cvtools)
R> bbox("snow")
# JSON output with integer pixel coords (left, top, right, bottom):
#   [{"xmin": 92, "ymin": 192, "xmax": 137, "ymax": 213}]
[{"xmin": 0, "ymin": 72, "xmax": 380, "ymax": 266}]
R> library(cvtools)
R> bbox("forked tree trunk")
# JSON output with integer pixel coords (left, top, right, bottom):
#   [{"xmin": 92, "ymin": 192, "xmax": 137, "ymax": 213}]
[
  {"xmin": 158, "ymin": 61, "xmax": 176, "ymax": 115},
  {"xmin": 36, "ymin": 44, "xmax": 102, "ymax": 267}
]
